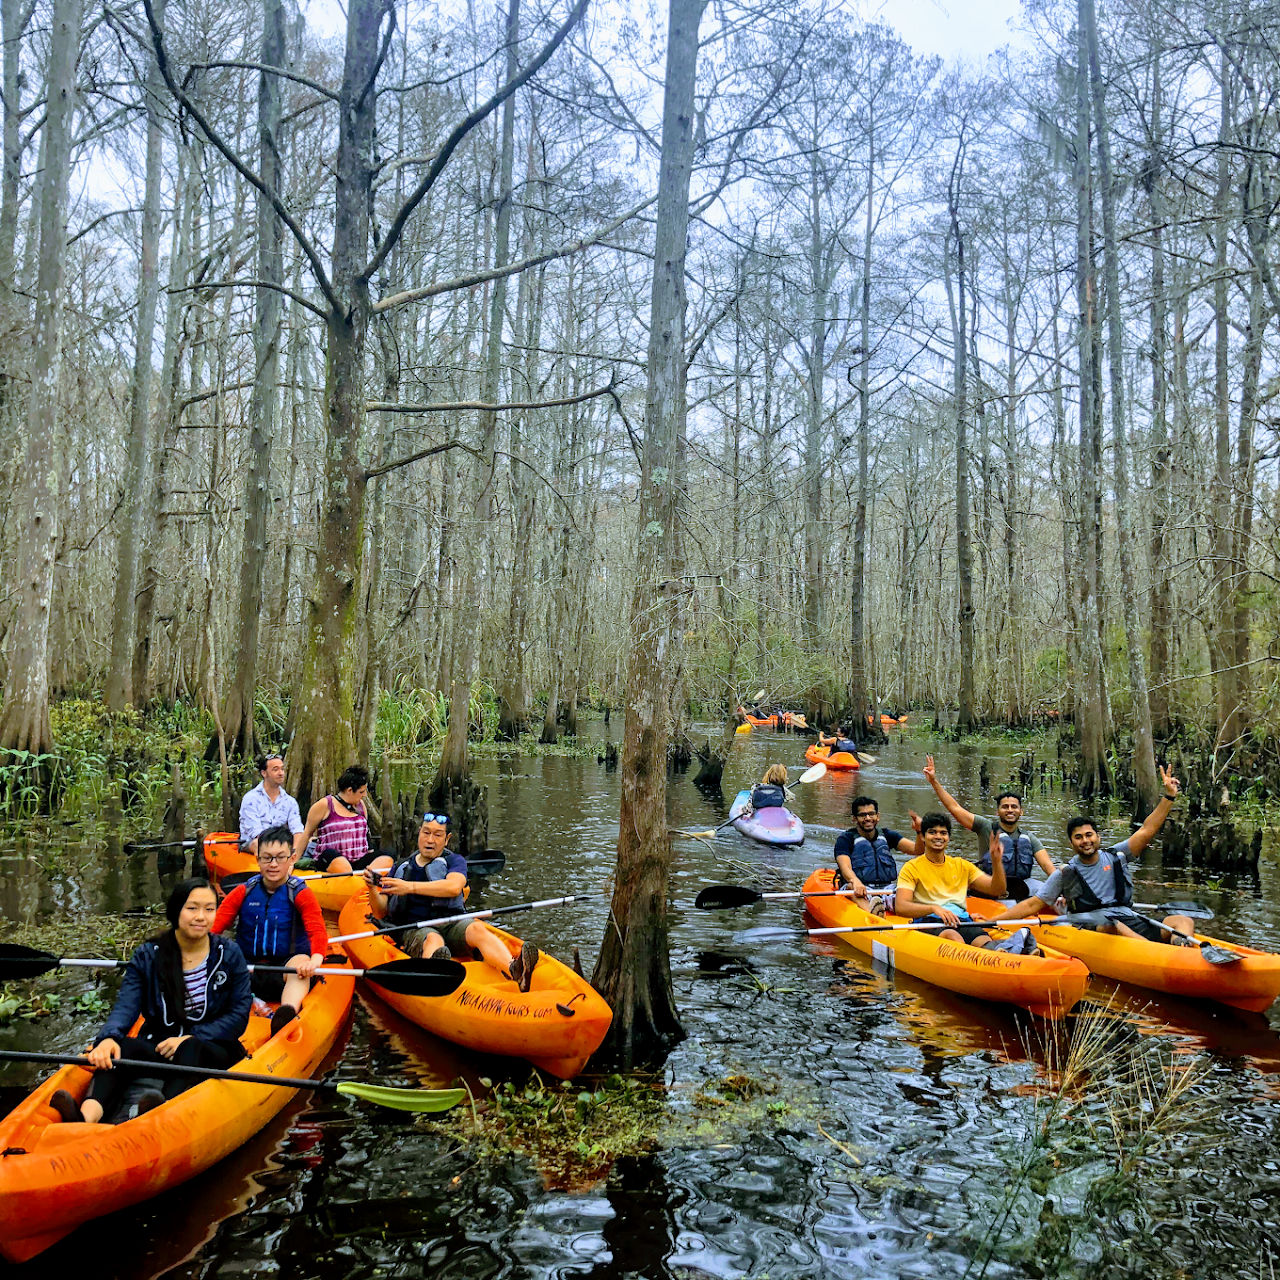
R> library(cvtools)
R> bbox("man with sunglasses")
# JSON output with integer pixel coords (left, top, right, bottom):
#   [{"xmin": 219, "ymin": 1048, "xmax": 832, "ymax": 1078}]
[
  {"xmin": 364, "ymin": 813, "xmax": 539, "ymax": 992},
  {"xmin": 239, "ymin": 753, "xmax": 305, "ymax": 856}
]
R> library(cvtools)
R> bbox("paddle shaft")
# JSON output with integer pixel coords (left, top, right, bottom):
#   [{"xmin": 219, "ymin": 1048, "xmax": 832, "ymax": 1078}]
[
  {"xmin": 330, "ymin": 892, "xmax": 595, "ymax": 944},
  {"xmin": 800, "ymin": 916, "xmax": 1055, "ymax": 937},
  {"xmin": 0, "ymin": 1049, "xmax": 351, "ymax": 1093},
  {"xmin": 44, "ymin": 956, "xmax": 404, "ymax": 980}
]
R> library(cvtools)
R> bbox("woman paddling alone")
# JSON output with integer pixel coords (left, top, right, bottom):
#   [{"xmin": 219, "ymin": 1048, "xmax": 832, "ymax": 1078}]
[{"xmin": 50, "ymin": 878, "xmax": 252, "ymax": 1124}]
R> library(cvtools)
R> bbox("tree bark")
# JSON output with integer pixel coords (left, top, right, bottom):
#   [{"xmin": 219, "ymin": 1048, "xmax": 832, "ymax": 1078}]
[
  {"xmin": 1084, "ymin": 0, "xmax": 1157, "ymax": 813},
  {"xmin": 1073, "ymin": 0, "xmax": 1108, "ymax": 798},
  {"xmin": 223, "ymin": 0, "xmax": 288, "ymax": 756},
  {"xmin": 106, "ymin": 0, "xmax": 167, "ymax": 712},
  {"xmin": 591, "ymin": 0, "xmax": 703, "ymax": 1066},
  {"xmin": 0, "ymin": 0, "xmax": 83, "ymax": 758}
]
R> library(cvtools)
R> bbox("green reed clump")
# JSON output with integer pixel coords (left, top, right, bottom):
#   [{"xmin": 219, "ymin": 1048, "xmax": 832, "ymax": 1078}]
[{"xmin": 962, "ymin": 996, "xmax": 1213, "ymax": 1280}]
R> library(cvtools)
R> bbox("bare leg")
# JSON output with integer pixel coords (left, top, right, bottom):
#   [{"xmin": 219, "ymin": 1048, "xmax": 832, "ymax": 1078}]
[
  {"xmin": 1162, "ymin": 914, "xmax": 1196, "ymax": 942},
  {"xmin": 418, "ymin": 929, "xmax": 447, "ymax": 958},
  {"xmin": 280, "ymin": 953, "xmax": 312, "ymax": 1011},
  {"xmin": 325, "ymin": 856, "xmax": 355, "ymax": 873},
  {"xmin": 80, "ymin": 1098, "xmax": 104, "ymax": 1124},
  {"xmin": 466, "ymin": 920, "xmax": 520, "ymax": 975}
]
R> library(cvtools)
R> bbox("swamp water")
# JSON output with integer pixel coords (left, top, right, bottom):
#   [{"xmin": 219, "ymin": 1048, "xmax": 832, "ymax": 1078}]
[{"xmin": 1, "ymin": 731, "xmax": 1278, "ymax": 1279}]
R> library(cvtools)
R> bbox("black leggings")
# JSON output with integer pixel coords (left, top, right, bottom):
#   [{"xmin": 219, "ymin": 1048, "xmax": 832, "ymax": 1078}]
[{"xmin": 86, "ymin": 1034, "xmax": 244, "ymax": 1113}]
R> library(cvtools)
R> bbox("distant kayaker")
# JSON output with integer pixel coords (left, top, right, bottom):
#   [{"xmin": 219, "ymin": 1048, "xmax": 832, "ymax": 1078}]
[
  {"xmin": 992, "ymin": 767, "xmax": 1197, "ymax": 944},
  {"xmin": 748, "ymin": 764, "xmax": 792, "ymax": 812},
  {"xmin": 893, "ymin": 811, "xmax": 1031, "ymax": 951},
  {"xmin": 365, "ymin": 813, "xmax": 541, "ymax": 993},
  {"xmin": 833, "ymin": 795, "xmax": 906, "ymax": 915},
  {"xmin": 239, "ymin": 752, "xmax": 305, "ymax": 855},
  {"xmin": 300, "ymin": 764, "xmax": 392, "ymax": 875},
  {"xmin": 49, "ymin": 878, "xmax": 252, "ymax": 1125},
  {"xmin": 923, "ymin": 755, "xmax": 1056, "ymax": 901},
  {"xmin": 212, "ymin": 824, "xmax": 330, "ymax": 1037}
]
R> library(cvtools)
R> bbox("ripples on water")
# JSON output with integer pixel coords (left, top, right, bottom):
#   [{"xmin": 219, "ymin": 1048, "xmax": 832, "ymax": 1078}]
[{"xmin": 2, "ymin": 731, "xmax": 1279, "ymax": 1278}]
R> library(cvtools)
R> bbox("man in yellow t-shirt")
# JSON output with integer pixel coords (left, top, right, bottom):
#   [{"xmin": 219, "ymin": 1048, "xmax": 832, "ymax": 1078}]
[{"xmin": 895, "ymin": 810, "xmax": 1007, "ymax": 947}]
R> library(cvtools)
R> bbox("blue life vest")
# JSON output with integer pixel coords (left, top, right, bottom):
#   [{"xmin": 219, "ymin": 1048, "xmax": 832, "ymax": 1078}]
[
  {"xmin": 1061, "ymin": 853, "xmax": 1134, "ymax": 912},
  {"xmin": 389, "ymin": 855, "xmax": 467, "ymax": 924},
  {"xmin": 751, "ymin": 784, "xmax": 786, "ymax": 810},
  {"xmin": 835, "ymin": 739, "xmax": 857, "ymax": 755},
  {"xmin": 851, "ymin": 831, "xmax": 898, "ymax": 885},
  {"xmin": 237, "ymin": 875, "xmax": 307, "ymax": 963},
  {"xmin": 978, "ymin": 829, "xmax": 1037, "ymax": 882}
]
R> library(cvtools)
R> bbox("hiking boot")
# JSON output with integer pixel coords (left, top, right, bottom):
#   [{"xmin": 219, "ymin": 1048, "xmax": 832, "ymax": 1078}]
[
  {"xmin": 433, "ymin": 945, "xmax": 452, "ymax": 961},
  {"xmin": 507, "ymin": 950, "xmax": 524, "ymax": 986},
  {"xmin": 517, "ymin": 941, "xmax": 539, "ymax": 994},
  {"xmin": 269, "ymin": 1005, "xmax": 297, "ymax": 1037},
  {"xmin": 50, "ymin": 1088, "xmax": 83, "ymax": 1124}
]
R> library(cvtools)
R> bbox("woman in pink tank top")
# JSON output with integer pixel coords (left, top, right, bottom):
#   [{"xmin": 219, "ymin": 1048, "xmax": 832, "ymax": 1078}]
[{"xmin": 299, "ymin": 764, "xmax": 393, "ymax": 874}]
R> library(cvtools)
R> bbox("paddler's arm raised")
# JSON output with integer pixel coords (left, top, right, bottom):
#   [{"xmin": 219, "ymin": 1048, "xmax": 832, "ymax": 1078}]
[
  {"xmin": 967, "ymin": 826, "xmax": 1007, "ymax": 898},
  {"xmin": 1124, "ymin": 766, "xmax": 1180, "ymax": 858},
  {"xmin": 923, "ymin": 756, "xmax": 977, "ymax": 830}
]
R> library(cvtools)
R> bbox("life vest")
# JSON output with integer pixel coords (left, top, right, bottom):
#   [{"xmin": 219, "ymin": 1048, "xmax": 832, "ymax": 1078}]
[
  {"xmin": 835, "ymin": 739, "xmax": 858, "ymax": 755},
  {"xmin": 750, "ymin": 784, "xmax": 786, "ymax": 810},
  {"xmin": 389, "ymin": 855, "xmax": 467, "ymax": 923},
  {"xmin": 978, "ymin": 829, "xmax": 1037, "ymax": 882},
  {"xmin": 237, "ymin": 875, "xmax": 308, "ymax": 963},
  {"xmin": 1060, "ymin": 853, "xmax": 1134, "ymax": 913},
  {"xmin": 850, "ymin": 830, "xmax": 898, "ymax": 885}
]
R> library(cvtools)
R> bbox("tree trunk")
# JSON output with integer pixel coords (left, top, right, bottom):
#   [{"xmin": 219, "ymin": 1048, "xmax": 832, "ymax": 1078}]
[
  {"xmin": 105, "ymin": 0, "xmax": 167, "ymax": 711},
  {"xmin": 802, "ymin": 144, "xmax": 827, "ymax": 724},
  {"xmin": 286, "ymin": 0, "xmax": 382, "ymax": 807},
  {"xmin": 0, "ymin": 0, "xmax": 83, "ymax": 758},
  {"xmin": 1084, "ymin": 0, "xmax": 1157, "ymax": 813},
  {"xmin": 591, "ymin": 0, "xmax": 703, "ymax": 1066},
  {"xmin": 1146, "ymin": 36, "xmax": 1171, "ymax": 738},
  {"xmin": 1210, "ymin": 39, "xmax": 1236, "ymax": 748},
  {"xmin": 1074, "ymin": 0, "xmax": 1108, "ymax": 798},
  {"xmin": 223, "ymin": 0, "xmax": 288, "ymax": 756},
  {"xmin": 435, "ymin": 0, "xmax": 521, "ymax": 793},
  {"xmin": 849, "ymin": 113, "xmax": 874, "ymax": 740}
]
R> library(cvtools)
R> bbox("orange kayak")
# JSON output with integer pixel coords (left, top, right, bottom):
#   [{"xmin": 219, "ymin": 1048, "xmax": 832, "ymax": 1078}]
[
  {"xmin": 0, "ymin": 951, "xmax": 352, "ymax": 1261},
  {"xmin": 203, "ymin": 831, "xmax": 366, "ymax": 913},
  {"xmin": 801, "ymin": 869, "xmax": 1088, "ymax": 1019},
  {"xmin": 966, "ymin": 901, "xmax": 1280, "ymax": 1013},
  {"xmin": 338, "ymin": 890, "xmax": 612, "ymax": 1078},
  {"xmin": 805, "ymin": 744, "xmax": 860, "ymax": 771}
]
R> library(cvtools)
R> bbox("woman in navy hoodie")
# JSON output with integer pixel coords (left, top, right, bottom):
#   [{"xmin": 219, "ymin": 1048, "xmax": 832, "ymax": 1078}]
[{"xmin": 51, "ymin": 878, "xmax": 252, "ymax": 1124}]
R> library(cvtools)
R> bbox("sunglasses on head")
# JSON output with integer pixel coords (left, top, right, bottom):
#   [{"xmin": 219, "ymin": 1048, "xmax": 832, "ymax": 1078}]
[
  {"xmin": 421, "ymin": 813, "xmax": 450, "ymax": 826},
  {"xmin": 261, "ymin": 753, "xmax": 284, "ymax": 765}
]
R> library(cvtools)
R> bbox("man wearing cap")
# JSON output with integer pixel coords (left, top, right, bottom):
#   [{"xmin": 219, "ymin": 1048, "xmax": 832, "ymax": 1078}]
[
  {"xmin": 239, "ymin": 753, "xmax": 305, "ymax": 855},
  {"xmin": 364, "ymin": 812, "xmax": 540, "ymax": 992}
]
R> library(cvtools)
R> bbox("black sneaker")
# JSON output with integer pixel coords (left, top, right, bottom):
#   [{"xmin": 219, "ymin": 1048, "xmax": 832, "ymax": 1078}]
[
  {"xmin": 49, "ymin": 1088, "xmax": 83, "ymax": 1123},
  {"xmin": 269, "ymin": 1005, "xmax": 298, "ymax": 1037},
  {"xmin": 517, "ymin": 941, "xmax": 539, "ymax": 994},
  {"xmin": 433, "ymin": 945, "xmax": 452, "ymax": 961},
  {"xmin": 133, "ymin": 1089, "xmax": 166, "ymax": 1117}
]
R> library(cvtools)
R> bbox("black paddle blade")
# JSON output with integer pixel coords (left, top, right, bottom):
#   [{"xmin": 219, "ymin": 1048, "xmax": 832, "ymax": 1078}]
[
  {"xmin": 469, "ymin": 851, "xmax": 506, "ymax": 876},
  {"xmin": 695, "ymin": 885, "xmax": 762, "ymax": 910},
  {"xmin": 362, "ymin": 958, "xmax": 467, "ymax": 997},
  {"xmin": 220, "ymin": 871, "xmax": 256, "ymax": 890},
  {"xmin": 1044, "ymin": 911, "xmax": 1112, "ymax": 928},
  {"xmin": 0, "ymin": 944, "xmax": 62, "ymax": 979},
  {"xmin": 1163, "ymin": 901, "xmax": 1215, "ymax": 921}
]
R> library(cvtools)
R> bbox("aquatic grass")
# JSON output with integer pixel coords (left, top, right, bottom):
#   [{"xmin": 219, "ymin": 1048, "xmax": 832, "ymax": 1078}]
[{"xmin": 961, "ymin": 994, "xmax": 1213, "ymax": 1280}]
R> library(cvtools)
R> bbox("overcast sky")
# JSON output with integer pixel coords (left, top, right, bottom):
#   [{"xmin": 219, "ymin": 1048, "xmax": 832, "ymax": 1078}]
[{"xmin": 299, "ymin": 0, "xmax": 1029, "ymax": 64}]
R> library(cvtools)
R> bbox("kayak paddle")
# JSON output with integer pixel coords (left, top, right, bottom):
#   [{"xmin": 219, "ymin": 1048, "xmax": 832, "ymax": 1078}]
[
  {"xmin": 695, "ymin": 884, "xmax": 867, "ymax": 910},
  {"xmin": 736, "ymin": 911, "xmax": 1116, "ymax": 943},
  {"xmin": 1133, "ymin": 899, "xmax": 1214, "ymax": 920},
  {"xmin": 219, "ymin": 851, "xmax": 508, "ymax": 892},
  {"xmin": 0, "ymin": 945, "xmax": 467, "ymax": 996},
  {"xmin": 0, "ymin": 1050, "xmax": 466, "ymax": 1114},
  {"xmin": 330, "ymin": 892, "xmax": 601, "ymax": 944},
  {"xmin": 679, "ymin": 762, "xmax": 827, "ymax": 839}
]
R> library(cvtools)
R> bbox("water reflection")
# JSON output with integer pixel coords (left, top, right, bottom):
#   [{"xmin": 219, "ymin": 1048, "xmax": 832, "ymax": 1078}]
[{"xmin": 2, "ymin": 728, "xmax": 1279, "ymax": 1277}]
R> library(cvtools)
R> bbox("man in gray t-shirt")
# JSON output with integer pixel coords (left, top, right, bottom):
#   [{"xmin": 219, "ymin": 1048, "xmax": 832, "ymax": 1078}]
[
  {"xmin": 993, "ymin": 766, "xmax": 1196, "ymax": 945},
  {"xmin": 923, "ymin": 756, "xmax": 1055, "ymax": 901}
]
